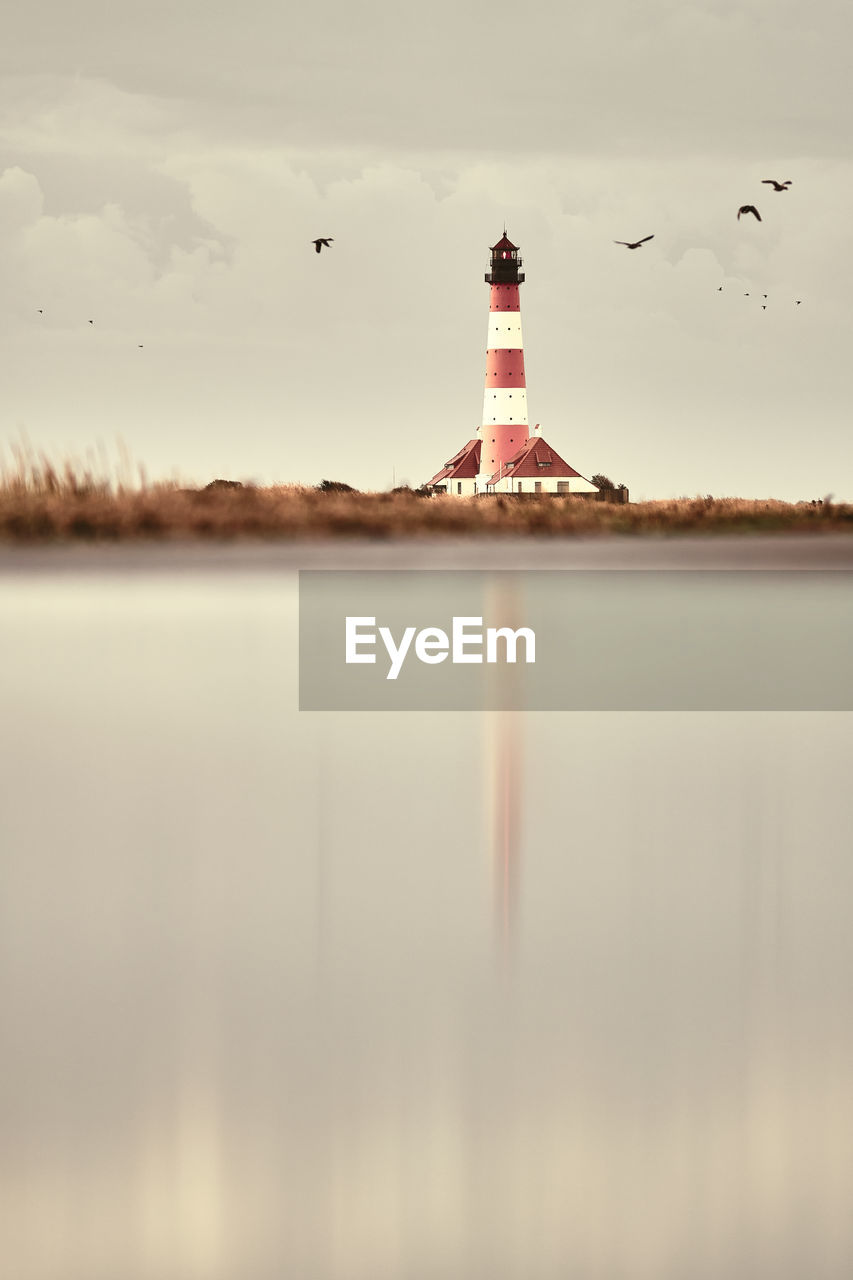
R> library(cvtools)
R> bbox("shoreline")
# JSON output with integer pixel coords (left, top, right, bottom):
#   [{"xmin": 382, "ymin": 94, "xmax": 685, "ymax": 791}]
[
  {"xmin": 3, "ymin": 531, "xmax": 853, "ymax": 574},
  {"xmin": 1, "ymin": 487, "xmax": 851, "ymax": 545}
]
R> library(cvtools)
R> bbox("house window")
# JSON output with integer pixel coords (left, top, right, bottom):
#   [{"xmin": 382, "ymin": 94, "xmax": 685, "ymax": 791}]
[
  {"xmin": 457, "ymin": 482, "xmax": 462, "ymax": 494},
  {"xmin": 534, "ymin": 481, "xmax": 542, "ymax": 493},
  {"xmin": 517, "ymin": 481, "xmax": 522, "ymax": 493}
]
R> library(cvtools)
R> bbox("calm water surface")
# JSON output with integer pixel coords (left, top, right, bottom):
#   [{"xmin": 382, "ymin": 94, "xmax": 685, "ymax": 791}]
[{"xmin": 1, "ymin": 539, "xmax": 852, "ymax": 1280}]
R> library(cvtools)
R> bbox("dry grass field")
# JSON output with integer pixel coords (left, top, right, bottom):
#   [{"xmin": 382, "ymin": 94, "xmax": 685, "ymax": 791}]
[{"xmin": 0, "ymin": 456, "xmax": 850, "ymax": 541}]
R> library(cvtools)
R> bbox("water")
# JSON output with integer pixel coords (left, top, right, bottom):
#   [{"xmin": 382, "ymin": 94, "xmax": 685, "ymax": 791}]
[{"xmin": 2, "ymin": 538, "xmax": 853, "ymax": 1280}]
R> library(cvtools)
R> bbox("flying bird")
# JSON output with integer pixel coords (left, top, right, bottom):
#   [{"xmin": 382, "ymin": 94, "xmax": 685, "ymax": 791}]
[
  {"xmin": 762, "ymin": 179, "xmax": 792, "ymax": 191},
  {"xmin": 312, "ymin": 238, "xmax": 334, "ymax": 253},
  {"xmin": 737, "ymin": 205, "xmax": 761, "ymax": 221},
  {"xmin": 613, "ymin": 235, "xmax": 654, "ymax": 249}
]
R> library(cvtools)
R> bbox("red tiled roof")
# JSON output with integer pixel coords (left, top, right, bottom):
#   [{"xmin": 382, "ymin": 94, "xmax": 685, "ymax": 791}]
[
  {"xmin": 428, "ymin": 438, "xmax": 481, "ymax": 485},
  {"xmin": 487, "ymin": 434, "xmax": 592, "ymax": 485}
]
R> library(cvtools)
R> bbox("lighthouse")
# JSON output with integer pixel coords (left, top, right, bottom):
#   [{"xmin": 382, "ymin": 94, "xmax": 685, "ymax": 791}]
[
  {"xmin": 478, "ymin": 231, "xmax": 529, "ymax": 488},
  {"xmin": 427, "ymin": 232, "xmax": 599, "ymax": 497}
]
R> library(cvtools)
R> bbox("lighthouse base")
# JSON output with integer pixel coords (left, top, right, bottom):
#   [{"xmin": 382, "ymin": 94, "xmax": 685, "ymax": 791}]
[{"xmin": 426, "ymin": 432, "xmax": 602, "ymax": 498}]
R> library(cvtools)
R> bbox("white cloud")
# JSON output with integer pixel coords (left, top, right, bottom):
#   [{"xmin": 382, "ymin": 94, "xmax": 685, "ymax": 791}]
[
  {"xmin": 1, "ymin": 4, "xmax": 852, "ymax": 497},
  {"xmin": 0, "ymin": 165, "xmax": 43, "ymax": 232}
]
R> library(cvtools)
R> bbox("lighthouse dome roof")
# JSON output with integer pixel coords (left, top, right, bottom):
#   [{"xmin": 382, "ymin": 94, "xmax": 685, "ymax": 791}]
[{"xmin": 491, "ymin": 232, "xmax": 519, "ymax": 252}]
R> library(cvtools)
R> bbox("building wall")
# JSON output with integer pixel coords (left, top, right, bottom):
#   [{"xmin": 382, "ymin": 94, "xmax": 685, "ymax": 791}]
[
  {"xmin": 488, "ymin": 474, "xmax": 599, "ymax": 495},
  {"xmin": 434, "ymin": 478, "xmax": 478, "ymax": 496}
]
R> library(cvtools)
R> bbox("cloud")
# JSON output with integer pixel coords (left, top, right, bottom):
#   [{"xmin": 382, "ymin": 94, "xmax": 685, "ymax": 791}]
[
  {"xmin": 3, "ymin": 3, "xmax": 853, "ymax": 158},
  {"xmin": 2, "ymin": 3, "xmax": 853, "ymax": 498},
  {"xmin": 0, "ymin": 165, "xmax": 43, "ymax": 232}
]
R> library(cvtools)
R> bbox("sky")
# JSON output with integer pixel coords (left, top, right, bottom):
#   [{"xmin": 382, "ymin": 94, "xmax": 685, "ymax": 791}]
[{"xmin": 1, "ymin": 0, "xmax": 852, "ymax": 500}]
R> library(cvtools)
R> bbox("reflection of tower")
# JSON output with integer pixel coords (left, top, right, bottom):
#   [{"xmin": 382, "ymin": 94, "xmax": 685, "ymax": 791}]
[
  {"xmin": 484, "ymin": 575, "xmax": 523, "ymax": 959},
  {"xmin": 490, "ymin": 712, "xmax": 520, "ymax": 955},
  {"xmin": 477, "ymin": 232, "xmax": 528, "ymax": 489}
]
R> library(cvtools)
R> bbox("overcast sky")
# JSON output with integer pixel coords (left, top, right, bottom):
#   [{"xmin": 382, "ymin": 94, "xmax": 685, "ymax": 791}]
[{"xmin": 2, "ymin": 1, "xmax": 851, "ymax": 499}]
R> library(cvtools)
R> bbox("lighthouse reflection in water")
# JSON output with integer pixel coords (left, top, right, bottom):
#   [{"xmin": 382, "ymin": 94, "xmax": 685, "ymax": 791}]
[{"xmin": 2, "ymin": 568, "xmax": 853, "ymax": 1280}]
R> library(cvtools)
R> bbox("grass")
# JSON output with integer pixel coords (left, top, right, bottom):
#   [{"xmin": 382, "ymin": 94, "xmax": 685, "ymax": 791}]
[{"xmin": 0, "ymin": 454, "xmax": 850, "ymax": 541}]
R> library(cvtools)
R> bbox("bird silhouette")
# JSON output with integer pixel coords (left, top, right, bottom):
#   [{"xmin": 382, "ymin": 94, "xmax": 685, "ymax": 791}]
[
  {"xmin": 312, "ymin": 238, "xmax": 334, "ymax": 253},
  {"xmin": 613, "ymin": 235, "xmax": 654, "ymax": 249},
  {"xmin": 737, "ymin": 206, "xmax": 761, "ymax": 221},
  {"xmin": 762, "ymin": 179, "xmax": 792, "ymax": 191}
]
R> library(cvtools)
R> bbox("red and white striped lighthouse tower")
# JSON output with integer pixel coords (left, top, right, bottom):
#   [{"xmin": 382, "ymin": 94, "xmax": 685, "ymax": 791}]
[
  {"xmin": 477, "ymin": 232, "xmax": 529, "ymax": 488},
  {"xmin": 426, "ymin": 231, "xmax": 599, "ymax": 496}
]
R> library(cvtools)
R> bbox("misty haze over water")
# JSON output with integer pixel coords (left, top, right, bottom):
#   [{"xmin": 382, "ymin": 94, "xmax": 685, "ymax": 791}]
[{"xmin": 1, "ymin": 538, "xmax": 852, "ymax": 1280}]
